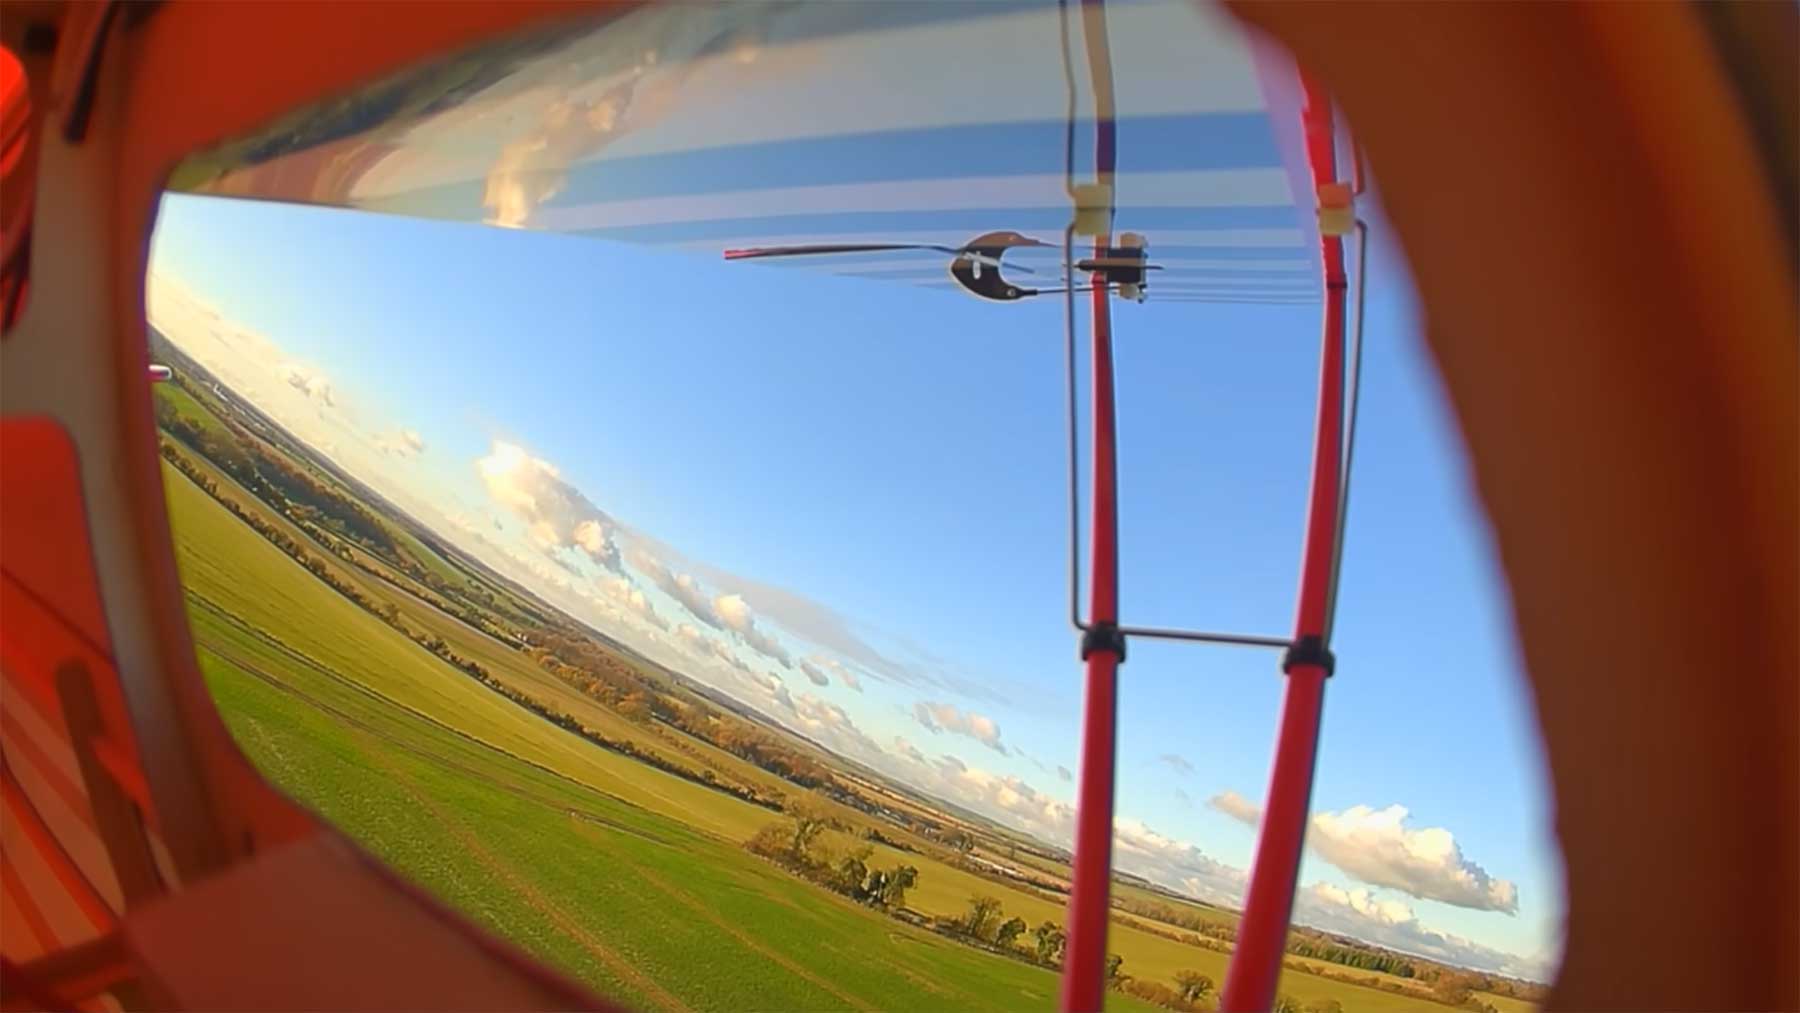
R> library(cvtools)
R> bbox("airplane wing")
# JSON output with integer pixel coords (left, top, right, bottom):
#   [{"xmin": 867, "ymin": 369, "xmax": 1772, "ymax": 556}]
[{"xmin": 172, "ymin": 1, "xmax": 1325, "ymax": 306}]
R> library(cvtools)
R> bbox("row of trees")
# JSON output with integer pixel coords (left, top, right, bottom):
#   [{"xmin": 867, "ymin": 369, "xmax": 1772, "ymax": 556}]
[
  {"xmin": 156, "ymin": 394, "xmax": 398, "ymax": 561},
  {"xmin": 1114, "ymin": 896, "xmax": 1239, "ymax": 944},
  {"xmin": 526, "ymin": 641, "xmax": 838, "ymax": 795},
  {"xmin": 1115, "ymin": 891, "xmax": 1540, "ymax": 1010},
  {"xmin": 673, "ymin": 702, "xmax": 832, "ymax": 788},
  {"xmin": 941, "ymin": 894, "xmax": 1230, "ymax": 1013},
  {"xmin": 157, "ymin": 379, "xmax": 521, "ymax": 646},
  {"xmin": 1287, "ymin": 936, "xmax": 1418, "ymax": 978},
  {"xmin": 745, "ymin": 806, "xmax": 920, "ymax": 910}
]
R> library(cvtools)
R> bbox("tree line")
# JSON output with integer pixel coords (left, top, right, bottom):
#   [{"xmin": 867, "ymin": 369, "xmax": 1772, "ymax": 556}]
[
  {"xmin": 1115, "ymin": 892, "xmax": 1542, "ymax": 1009},
  {"xmin": 745, "ymin": 805, "xmax": 919, "ymax": 911}
]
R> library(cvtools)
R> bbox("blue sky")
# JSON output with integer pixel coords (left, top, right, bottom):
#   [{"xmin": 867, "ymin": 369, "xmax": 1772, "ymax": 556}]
[{"xmin": 148, "ymin": 193, "xmax": 1561, "ymax": 977}]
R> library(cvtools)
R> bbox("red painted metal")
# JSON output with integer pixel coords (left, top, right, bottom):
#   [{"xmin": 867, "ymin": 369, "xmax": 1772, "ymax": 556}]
[
  {"xmin": 1219, "ymin": 73, "xmax": 1350, "ymax": 1012},
  {"xmin": 1060, "ymin": 2, "xmax": 1121, "ymax": 1009},
  {"xmin": 1062, "ymin": 280, "xmax": 1121, "ymax": 1013}
]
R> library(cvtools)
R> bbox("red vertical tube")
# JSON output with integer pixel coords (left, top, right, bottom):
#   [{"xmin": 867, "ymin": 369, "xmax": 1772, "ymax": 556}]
[
  {"xmin": 1062, "ymin": 281, "xmax": 1121, "ymax": 1013},
  {"xmin": 1219, "ymin": 74, "xmax": 1349, "ymax": 1013},
  {"xmin": 1061, "ymin": 2, "xmax": 1122, "ymax": 1009}
]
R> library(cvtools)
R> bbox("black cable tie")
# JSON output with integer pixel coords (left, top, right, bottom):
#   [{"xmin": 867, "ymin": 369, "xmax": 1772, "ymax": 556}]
[
  {"xmin": 1079, "ymin": 622, "xmax": 1127, "ymax": 663},
  {"xmin": 1281, "ymin": 634, "xmax": 1335, "ymax": 677}
]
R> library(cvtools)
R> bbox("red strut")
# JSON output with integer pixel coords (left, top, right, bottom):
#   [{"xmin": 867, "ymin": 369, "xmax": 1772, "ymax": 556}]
[
  {"xmin": 1062, "ymin": 280, "xmax": 1121, "ymax": 1013},
  {"xmin": 1060, "ymin": 0, "xmax": 1120, "ymax": 1009},
  {"xmin": 1219, "ymin": 72, "xmax": 1350, "ymax": 1012}
]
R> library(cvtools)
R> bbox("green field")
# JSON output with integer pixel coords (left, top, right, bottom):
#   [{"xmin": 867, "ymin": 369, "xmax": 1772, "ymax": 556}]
[
  {"xmin": 160, "ymin": 398, "xmax": 1522, "ymax": 1013},
  {"xmin": 169, "ymin": 462, "xmax": 1166, "ymax": 1010}
]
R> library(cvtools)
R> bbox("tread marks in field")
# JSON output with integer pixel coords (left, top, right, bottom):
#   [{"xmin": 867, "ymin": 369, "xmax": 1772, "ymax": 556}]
[
  {"xmin": 191, "ymin": 599, "xmax": 675, "ymax": 848},
  {"xmin": 370, "ymin": 741, "xmax": 697, "ymax": 1013},
  {"xmin": 569, "ymin": 819, "xmax": 970, "ymax": 1012}
]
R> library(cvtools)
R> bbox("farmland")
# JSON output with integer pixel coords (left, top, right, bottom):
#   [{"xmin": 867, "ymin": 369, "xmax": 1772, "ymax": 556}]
[{"xmin": 153, "ymin": 337, "xmax": 1539, "ymax": 1012}]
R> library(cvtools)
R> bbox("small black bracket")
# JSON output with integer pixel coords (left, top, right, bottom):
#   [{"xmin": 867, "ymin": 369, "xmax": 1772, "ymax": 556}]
[
  {"xmin": 1281, "ymin": 634, "xmax": 1335, "ymax": 677},
  {"xmin": 1079, "ymin": 622, "xmax": 1128, "ymax": 663}
]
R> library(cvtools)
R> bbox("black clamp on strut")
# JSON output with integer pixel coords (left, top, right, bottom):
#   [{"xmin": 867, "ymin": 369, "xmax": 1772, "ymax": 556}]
[
  {"xmin": 1080, "ymin": 622, "xmax": 1128, "ymax": 664},
  {"xmin": 1281, "ymin": 634, "xmax": 1335, "ymax": 677}
]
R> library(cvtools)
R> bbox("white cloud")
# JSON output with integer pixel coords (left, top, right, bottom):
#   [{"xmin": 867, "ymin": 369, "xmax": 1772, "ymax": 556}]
[
  {"xmin": 912, "ymin": 700, "xmax": 1007, "ymax": 754},
  {"xmin": 804, "ymin": 654, "xmax": 863, "ymax": 692},
  {"xmin": 881, "ymin": 746, "xmax": 1243, "ymax": 906},
  {"xmin": 756, "ymin": 670, "xmax": 793, "ymax": 710},
  {"xmin": 709, "ymin": 638, "xmax": 753, "ymax": 675},
  {"xmin": 1112, "ymin": 817, "xmax": 1248, "ymax": 905},
  {"xmin": 476, "ymin": 441, "xmax": 622, "ymax": 572},
  {"xmin": 1156, "ymin": 753, "xmax": 1195, "ymax": 775},
  {"xmin": 282, "ymin": 364, "xmax": 335, "ymax": 406},
  {"xmin": 799, "ymin": 659, "xmax": 831, "ymax": 687},
  {"xmin": 1311, "ymin": 805, "xmax": 1520, "ymax": 915},
  {"xmin": 1209, "ymin": 789, "xmax": 1262, "ymax": 825},
  {"xmin": 712, "ymin": 592, "xmax": 792, "ymax": 667},
  {"xmin": 781, "ymin": 691, "xmax": 880, "ymax": 756},
  {"xmin": 715, "ymin": 593, "xmax": 753, "ymax": 633},
  {"xmin": 375, "ymin": 428, "xmax": 428, "ymax": 459},
  {"xmin": 632, "ymin": 532, "xmax": 946, "ymax": 694},
  {"xmin": 630, "ymin": 544, "xmax": 726, "ymax": 629},
  {"xmin": 1210, "ymin": 792, "xmax": 1519, "ymax": 914},
  {"xmin": 1295, "ymin": 883, "xmax": 1546, "ymax": 980},
  {"xmin": 600, "ymin": 575, "xmax": 669, "ymax": 632}
]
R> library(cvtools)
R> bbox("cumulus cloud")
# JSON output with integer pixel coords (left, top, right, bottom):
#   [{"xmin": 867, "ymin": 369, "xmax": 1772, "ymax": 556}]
[
  {"xmin": 1113, "ymin": 817, "xmax": 1248, "ymax": 905},
  {"xmin": 631, "ymin": 531, "xmax": 944, "ymax": 694},
  {"xmin": 1209, "ymin": 789, "xmax": 1263, "ymax": 825},
  {"xmin": 714, "ymin": 593, "xmax": 752, "ymax": 632},
  {"xmin": 1156, "ymin": 753, "xmax": 1195, "ymax": 776},
  {"xmin": 709, "ymin": 638, "xmax": 753, "ymax": 675},
  {"xmin": 1310, "ymin": 804, "xmax": 1520, "ymax": 914},
  {"xmin": 883, "ymin": 754, "xmax": 1243, "ymax": 905},
  {"xmin": 1295, "ymin": 883, "xmax": 1545, "ymax": 980},
  {"xmin": 375, "ymin": 428, "xmax": 428, "ymax": 459},
  {"xmin": 282, "ymin": 364, "xmax": 335, "ymax": 406},
  {"xmin": 912, "ymin": 700, "xmax": 1007, "ymax": 754},
  {"xmin": 600, "ymin": 575, "xmax": 669, "ymax": 632},
  {"xmin": 629, "ymin": 544, "xmax": 725, "ymax": 628},
  {"xmin": 780, "ymin": 691, "xmax": 881, "ymax": 756},
  {"xmin": 713, "ymin": 592, "xmax": 792, "ymax": 667},
  {"xmin": 804, "ymin": 654, "xmax": 863, "ymax": 692},
  {"xmin": 799, "ymin": 659, "xmax": 831, "ymax": 687},
  {"xmin": 874, "ymin": 745, "xmax": 1266, "ymax": 914},
  {"xmin": 1210, "ymin": 793, "xmax": 1519, "ymax": 914},
  {"xmin": 734, "ymin": 673, "xmax": 886, "ymax": 762},
  {"xmin": 476, "ymin": 441, "xmax": 622, "ymax": 572},
  {"xmin": 893, "ymin": 737, "xmax": 927, "ymax": 764},
  {"xmin": 756, "ymin": 670, "xmax": 793, "ymax": 710}
]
